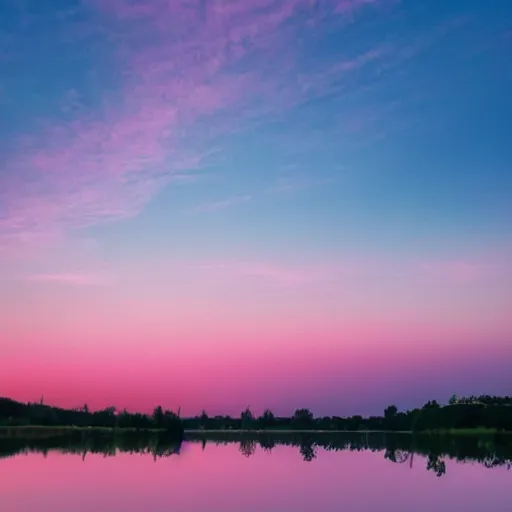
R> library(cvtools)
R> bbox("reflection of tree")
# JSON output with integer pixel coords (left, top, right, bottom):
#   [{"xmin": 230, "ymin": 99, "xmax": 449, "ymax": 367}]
[
  {"xmin": 239, "ymin": 439, "xmax": 257, "ymax": 458},
  {"xmin": 483, "ymin": 455, "xmax": 499, "ymax": 468},
  {"xmin": 182, "ymin": 431, "xmax": 512, "ymax": 475},
  {"xmin": 426, "ymin": 454, "xmax": 446, "ymax": 477},
  {"xmin": 299, "ymin": 437, "xmax": 317, "ymax": 462},
  {"xmin": 259, "ymin": 435, "xmax": 276, "ymax": 453},
  {"xmin": 0, "ymin": 431, "xmax": 183, "ymax": 462},
  {"xmin": 6, "ymin": 429, "xmax": 512, "ymax": 477},
  {"xmin": 483, "ymin": 455, "xmax": 512, "ymax": 470},
  {"xmin": 384, "ymin": 448, "xmax": 397, "ymax": 462},
  {"xmin": 385, "ymin": 448, "xmax": 409, "ymax": 464}
]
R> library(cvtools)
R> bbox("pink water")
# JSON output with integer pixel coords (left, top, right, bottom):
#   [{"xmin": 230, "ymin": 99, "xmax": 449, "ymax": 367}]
[{"xmin": 0, "ymin": 442, "xmax": 509, "ymax": 511}]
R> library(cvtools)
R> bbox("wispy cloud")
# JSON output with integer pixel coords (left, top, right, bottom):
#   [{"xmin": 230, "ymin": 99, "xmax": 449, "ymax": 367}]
[
  {"xmin": 268, "ymin": 173, "xmax": 337, "ymax": 194},
  {"xmin": 193, "ymin": 260, "xmax": 350, "ymax": 286},
  {"xmin": 25, "ymin": 273, "xmax": 111, "ymax": 287},
  {"xmin": 192, "ymin": 195, "xmax": 252, "ymax": 213},
  {"xmin": 419, "ymin": 261, "xmax": 493, "ymax": 283},
  {"xmin": 0, "ymin": 0, "xmax": 393, "ymax": 257},
  {"xmin": 336, "ymin": 47, "xmax": 391, "ymax": 72},
  {"xmin": 335, "ymin": 0, "xmax": 389, "ymax": 14}
]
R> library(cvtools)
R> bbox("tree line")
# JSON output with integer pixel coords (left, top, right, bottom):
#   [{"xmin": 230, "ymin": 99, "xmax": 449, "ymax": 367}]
[
  {"xmin": 3, "ymin": 395, "xmax": 512, "ymax": 434},
  {"xmin": 0, "ymin": 398, "xmax": 183, "ymax": 437},
  {"xmin": 182, "ymin": 399, "xmax": 512, "ymax": 432}
]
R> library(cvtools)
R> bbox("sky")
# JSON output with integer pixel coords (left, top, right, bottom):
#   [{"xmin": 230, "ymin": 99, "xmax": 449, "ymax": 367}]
[{"xmin": 0, "ymin": 0, "xmax": 511, "ymax": 417}]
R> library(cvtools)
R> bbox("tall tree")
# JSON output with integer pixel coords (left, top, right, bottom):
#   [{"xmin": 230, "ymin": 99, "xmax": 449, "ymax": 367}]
[
  {"xmin": 153, "ymin": 406, "xmax": 164, "ymax": 428},
  {"xmin": 384, "ymin": 405, "xmax": 398, "ymax": 419},
  {"xmin": 241, "ymin": 407, "xmax": 255, "ymax": 429},
  {"xmin": 200, "ymin": 409, "xmax": 209, "ymax": 429},
  {"xmin": 260, "ymin": 409, "xmax": 275, "ymax": 427},
  {"xmin": 292, "ymin": 409, "xmax": 314, "ymax": 429}
]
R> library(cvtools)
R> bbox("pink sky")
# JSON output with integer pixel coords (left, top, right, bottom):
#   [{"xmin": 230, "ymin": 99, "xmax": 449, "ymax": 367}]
[{"xmin": 1, "ymin": 0, "xmax": 511, "ymax": 415}]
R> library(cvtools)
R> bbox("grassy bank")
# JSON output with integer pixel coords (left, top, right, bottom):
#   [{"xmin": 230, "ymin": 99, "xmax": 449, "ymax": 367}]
[{"xmin": 0, "ymin": 425, "xmax": 167, "ymax": 439}]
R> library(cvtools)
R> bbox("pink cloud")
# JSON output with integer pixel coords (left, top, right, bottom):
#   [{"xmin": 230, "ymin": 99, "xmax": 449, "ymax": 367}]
[
  {"xmin": 1, "ymin": 0, "xmax": 392, "ymax": 258},
  {"xmin": 335, "ymin": 0, "xmax": 384, "ymax": 13},
  {"xmin": 192, "ymin": 260, "xmax": 350, "ymax": 286},
  {"xmin": 420, "ymin": 260, "xmax": 492, "ymax": 283},
  {"xmin": 25, "ymin": 273, "xmax": 111, "ymax": 286}
]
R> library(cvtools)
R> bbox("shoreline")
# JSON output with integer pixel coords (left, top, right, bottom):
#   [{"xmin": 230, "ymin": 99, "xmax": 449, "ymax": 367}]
[
  {"xmin": 2, "ymin": 426, "xmax": 508, "ymax": 438},
  {"xmin": 184, "ymin": 429, "xmax": 412, "ymax": 434},
  {"xmin": 0, "ymin": 425, "xmax": 169, "ymax": 439},
  {"xmin": 184, "ymin": 428, "xmax": 511, "ymax": 435}
]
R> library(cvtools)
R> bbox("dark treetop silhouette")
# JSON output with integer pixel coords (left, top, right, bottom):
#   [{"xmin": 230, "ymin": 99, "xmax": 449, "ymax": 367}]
[
  {"xmin": 0, "ymin": 397, "xmax": 183, "ymax": 438},
  {"xmin": 2, "ymin": 394, "xmax": 512, "ymax": 436},
  {"xmin": 182, "ymin": 396, "xmax": 512, "ymax": 433}
]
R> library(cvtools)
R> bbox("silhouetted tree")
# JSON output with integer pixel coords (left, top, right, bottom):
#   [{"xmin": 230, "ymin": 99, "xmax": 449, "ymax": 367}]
[
  {"xmin": 292, "ymin": 409, "xmax": 314, "ymax": 429},
  {"xmin": 384, "ymin": 405, "xmax": 398, "ymax": 419},
  {"xmin": 153, "ymin": 406, "xmax": 164, "ymax": 428},
  {"xmin": 3, "ymin": 392, "xmax": 512, "ymax": 438},
  {"xmin": 200, "ymin": 410, "xmax": 209, "ymax": 429},
  {"xmin": 162, "ymin": 410, "xmax": 180, "ymax": 432},
  {"xmin": 422, "ymin": 400, "xmax": 440, "ymax": 409},
  {"xmin": 259, "ymin": 409, "xmax": 276, "ymax": 428},
  {"xmin": 241, "ymin": 407, "xmax": 255, "ymax": 430}
]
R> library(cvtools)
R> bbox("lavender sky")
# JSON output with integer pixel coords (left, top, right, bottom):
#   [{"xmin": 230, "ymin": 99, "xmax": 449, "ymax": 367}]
[{"xmin": 1, "ymin": 0, "xmax": 511, "ymax": 416}]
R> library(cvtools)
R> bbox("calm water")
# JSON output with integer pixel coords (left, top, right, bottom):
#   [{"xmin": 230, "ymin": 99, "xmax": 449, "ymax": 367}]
[{"xmin": 1, "ymin": 434, "xmax": 510, "ymax": 511}]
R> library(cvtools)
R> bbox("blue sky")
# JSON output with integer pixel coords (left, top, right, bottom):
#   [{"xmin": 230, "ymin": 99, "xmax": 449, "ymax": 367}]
[{"xmin": 1, "ymin": 0, "xmax": 511, "ymax": 414}]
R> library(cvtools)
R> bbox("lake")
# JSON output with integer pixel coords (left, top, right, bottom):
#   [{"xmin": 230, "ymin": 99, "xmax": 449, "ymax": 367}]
[{"xmin": 1, "ymin": 433, "xmax": 510, "ymax": 511}]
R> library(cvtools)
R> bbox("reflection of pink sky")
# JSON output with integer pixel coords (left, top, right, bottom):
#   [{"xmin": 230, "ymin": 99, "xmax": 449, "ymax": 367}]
[{"xmin": 0, "ymin": 444, "xmax": 510, "ymax": 512}]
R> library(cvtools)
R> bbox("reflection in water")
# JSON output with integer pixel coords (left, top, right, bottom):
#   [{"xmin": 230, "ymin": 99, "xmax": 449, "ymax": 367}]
[
  {"xmin": 259, "ymin": 435, "xmax": 276, "ymax": 453},
  {"xmin": 2, "ymin": 436, "xmax": 510, "ymax": 512},
  {"xmin": 188, "ymin": 431, "xmax": 512, "ymax": 476},
  {"xmin": 299, "ymin": 437, "xmax": 317, "ymax": 462},
  {"xmin": 426, "ymin": 454, "xmax": 446, "ymax": 477},
  {"xmin": 239, "ymin": 438, "xmax": 257, "ymax": 458},
  {"xmin": 0, "ymin": 430, "xmax": 181, "ymax": 463},
  {"xmin": 1, "ymin": 430, "xmax": 511, "ymax": 476}
]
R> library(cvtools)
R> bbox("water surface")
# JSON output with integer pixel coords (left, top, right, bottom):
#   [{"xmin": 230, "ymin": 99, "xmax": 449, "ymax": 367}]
[{"xmin": 1, "ymin": 434, "xmax": 510, "ymax": 511}]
